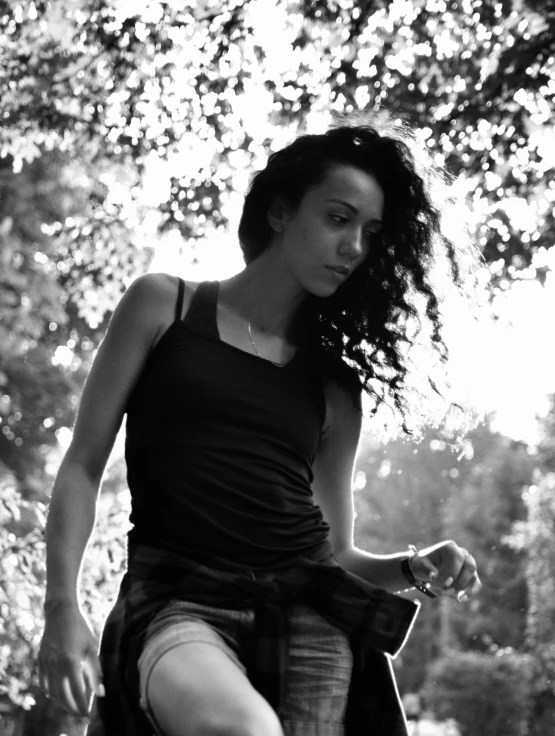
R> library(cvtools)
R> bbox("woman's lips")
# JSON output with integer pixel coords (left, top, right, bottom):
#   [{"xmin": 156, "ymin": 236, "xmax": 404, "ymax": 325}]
[{"xmin": 325, "ymin": 266, "xmax": 349, "ymax": 279}]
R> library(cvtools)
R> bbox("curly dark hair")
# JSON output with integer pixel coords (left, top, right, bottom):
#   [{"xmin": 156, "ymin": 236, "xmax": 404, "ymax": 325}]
[{"xmin": 238, "ymin": 113, "xmax": 479, "ymax": 433}]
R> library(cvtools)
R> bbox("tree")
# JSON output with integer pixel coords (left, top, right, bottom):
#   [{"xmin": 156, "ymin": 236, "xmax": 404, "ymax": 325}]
[
  {"xmin": 422, "ymin": 649, "xmax": 532, "ymax": 736},
  {"xmin": 507, "ymin": 396, "xmax": 555, "ymax": 735},
  {"xmin": 1, "ymin": 461, "xmax": 131, "ymax": 736},
  {"xmin": 1, "ymin": 0, "xmax": 554, "ymax": 303},
  {"xmin": 353, "ymin": 418, "xmax": 532, "ymax": 691},
  {"xmin": 2, "ymin": 0, "xmax": 554, "ymax": 487},
  {"xmin": 0, "ymin": 151, "xmax": 109, "ymax": 493},
  {"xmin": 1, "ymin": 0, "xmax": 554, "ymax": 730}
]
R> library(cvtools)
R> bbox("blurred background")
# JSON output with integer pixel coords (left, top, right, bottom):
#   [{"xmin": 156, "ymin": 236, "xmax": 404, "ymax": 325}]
[{"xmin": 1, "ymin": 1, "xmax": 554, "ymax": 734}]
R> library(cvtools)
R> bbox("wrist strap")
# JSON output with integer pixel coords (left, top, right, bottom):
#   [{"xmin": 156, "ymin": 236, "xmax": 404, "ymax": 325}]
[{"xmin": 400, "ymin": 546, "xmax": 437, "ymax": 599}]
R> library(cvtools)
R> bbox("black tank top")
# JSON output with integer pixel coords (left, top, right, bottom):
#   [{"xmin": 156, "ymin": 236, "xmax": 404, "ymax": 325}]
[{"xmin": 124, "ymin": 279, "xmax": 331, "ymax": 571}]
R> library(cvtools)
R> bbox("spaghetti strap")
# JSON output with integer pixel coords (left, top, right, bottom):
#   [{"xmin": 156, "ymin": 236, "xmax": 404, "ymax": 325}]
[
  {"xmin": 175, "ymin": 277, "xmax": 185, "ymax": 321},
  {"xmin": 182, "ymin": 280, "xmax": 219, "ymax": 339}
]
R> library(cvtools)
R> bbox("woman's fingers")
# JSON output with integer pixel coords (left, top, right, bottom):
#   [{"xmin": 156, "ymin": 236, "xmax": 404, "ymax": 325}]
[
  {"xmin": 421, "ymin": 542, "xmax": 481, "ymax": 601},
  {"xmin": 458, "ymin": 572, "xmax": 482, "ymax": 601},
  {"xmin": 61, "ymin": 675, "xmax": 82, "ymax": 715},
  {"xmin": 449, "ymin": 549, "xmax": 475, "ymax": 587},
  {"xmin": 41, "ymin": 658, "xmax": 94, "ymax": 716},
  {"xmin": 421, "ymin": 541, "xmax": 463, "ymax": 590},
  {"xmin": 39, "ymin": 669, "xmax": 49, "ymax": 698},
  {"xmin": 82, "ymin": 654, "xmax": 105, "ymax": 699},
  {"xmin": 414, "ymin": 554, "xmax": 439, "ymax": 582},
  {"xmin": 38, "ymin": 607, "xmax": 102, "ymax": 715},
  {"xmin": 441, "ymin": 549, "xmax": 481, "ymax": 600},
  {"xmin": 68, "ymin": 657, "xmax": 102, "ymax": 715}
]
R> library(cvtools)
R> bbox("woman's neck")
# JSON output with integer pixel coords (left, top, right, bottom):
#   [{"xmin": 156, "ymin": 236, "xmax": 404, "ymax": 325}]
[{"xmin": 219, "ymin": 249, "xmax": 307, "ymax": 343}]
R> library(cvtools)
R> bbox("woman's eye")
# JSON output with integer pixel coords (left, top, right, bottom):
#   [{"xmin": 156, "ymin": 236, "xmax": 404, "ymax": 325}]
[{"xmin": 330, "ymin": 214, "xmax": 348, "ymax": 224}]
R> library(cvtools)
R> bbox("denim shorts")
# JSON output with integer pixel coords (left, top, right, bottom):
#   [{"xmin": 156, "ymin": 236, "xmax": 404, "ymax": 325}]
[{"xmin": 137, "ymin": 596, "xmax": 353, "ymax": 736}]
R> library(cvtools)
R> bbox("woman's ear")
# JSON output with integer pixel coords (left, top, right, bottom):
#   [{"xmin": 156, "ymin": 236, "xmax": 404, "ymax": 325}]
[{"xmin": 267, "ymin": 199, "xmax": 288, "ymax": 233}]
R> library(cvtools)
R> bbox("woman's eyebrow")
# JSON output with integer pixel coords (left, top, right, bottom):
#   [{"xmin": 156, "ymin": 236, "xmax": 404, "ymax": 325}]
[{"xmin": 326, "ymin": 198, "xmax": 382, "ymax": 225}]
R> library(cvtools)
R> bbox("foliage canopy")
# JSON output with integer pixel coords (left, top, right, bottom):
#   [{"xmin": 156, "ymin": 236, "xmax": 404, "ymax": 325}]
[{"xmin": 1, "ymin": 1, "xmax": 555, "ymax": 732}]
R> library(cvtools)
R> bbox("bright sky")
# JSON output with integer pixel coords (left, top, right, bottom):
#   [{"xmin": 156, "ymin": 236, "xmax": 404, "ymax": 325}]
[{"xmin": 448, "ymin": 273, "xmax": 555, "ymax": 445}]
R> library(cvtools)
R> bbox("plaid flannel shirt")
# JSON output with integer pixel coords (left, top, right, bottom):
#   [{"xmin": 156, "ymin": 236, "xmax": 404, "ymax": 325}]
[{"xmin": 86, "ymin": 541, "xmax": 419, "ymax": 736}]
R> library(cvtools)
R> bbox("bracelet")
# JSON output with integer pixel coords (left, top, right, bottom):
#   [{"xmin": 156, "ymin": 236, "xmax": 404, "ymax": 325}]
[{"xmin": 400, "ymin": 545, "xmax": 437, "ymax": 599}]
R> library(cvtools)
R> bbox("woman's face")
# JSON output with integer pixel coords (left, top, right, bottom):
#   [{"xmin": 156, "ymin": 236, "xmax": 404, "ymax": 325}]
[{"xmin": 274, "ymin": 164, "xmax": 385, "ymax": 296}]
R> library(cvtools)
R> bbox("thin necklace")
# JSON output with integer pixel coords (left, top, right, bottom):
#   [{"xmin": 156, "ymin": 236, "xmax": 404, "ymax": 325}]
[{"xmin": 233, "ymin": 274, "xmax": 287, "ymax": 368}]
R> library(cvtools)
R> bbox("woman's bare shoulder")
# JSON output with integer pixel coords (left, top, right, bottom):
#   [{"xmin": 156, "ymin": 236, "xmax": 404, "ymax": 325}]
[
  {"xmin": 130, "ymin": 272, "xmax": 180, "ymax": 308},
  {"xmin": 131, "ymin": 273, "xmax": 203, "ymax": 347}
]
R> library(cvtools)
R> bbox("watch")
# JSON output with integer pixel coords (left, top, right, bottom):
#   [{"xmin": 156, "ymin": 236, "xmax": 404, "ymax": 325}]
[{"xmin": 400, "ymin": 545, "xmax": 437, "ymax": 599}]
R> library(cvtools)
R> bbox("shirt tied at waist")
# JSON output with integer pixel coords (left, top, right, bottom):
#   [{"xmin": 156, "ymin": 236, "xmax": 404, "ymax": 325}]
[{"xmin": 87, "ymin": 542, "xmax": 420, "ymax": 736}]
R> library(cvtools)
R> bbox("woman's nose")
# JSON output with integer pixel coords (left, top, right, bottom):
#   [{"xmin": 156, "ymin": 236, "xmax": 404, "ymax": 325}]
[{"xmin": 341, "ymin": 228, "xmax": 366, "ymax": 259}]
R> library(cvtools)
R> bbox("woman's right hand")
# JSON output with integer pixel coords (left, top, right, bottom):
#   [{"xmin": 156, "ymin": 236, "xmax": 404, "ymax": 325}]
[{"xmin": 38, "ymin": 601, "xmax": 105, "ymax": 716}]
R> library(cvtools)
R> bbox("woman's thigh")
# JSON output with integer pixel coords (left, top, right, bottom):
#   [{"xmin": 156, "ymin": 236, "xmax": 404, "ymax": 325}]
[
  {"xmin": 279, "ymin": 604, "xmax": 353, "ymax": 736},
  {"xmin": 138, "ymin": 600, "xmax": 283, "ymax": 736},
  {"xmin": 146, "ymin": 641, "xmax": 283, "ymax": 736},
  {"xmin": 137, "ymin": 599, "xmax": 352, "ymax": 736}
]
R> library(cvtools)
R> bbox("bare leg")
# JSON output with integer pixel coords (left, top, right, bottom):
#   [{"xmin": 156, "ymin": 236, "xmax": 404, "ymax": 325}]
[{"xmin": 146, "ymin": 641, "xmax": 284, "ymax": 736}]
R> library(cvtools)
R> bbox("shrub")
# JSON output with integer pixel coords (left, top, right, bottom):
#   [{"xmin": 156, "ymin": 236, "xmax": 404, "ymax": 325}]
[{"xmin": 422, "ymin": 649, "xmax": 532, "ymax": 736}]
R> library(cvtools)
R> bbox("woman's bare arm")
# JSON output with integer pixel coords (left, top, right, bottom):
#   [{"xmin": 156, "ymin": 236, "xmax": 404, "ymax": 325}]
[
  {"xmin": 311, "ymin": 381, "xmax": 413, "ymax": 591},
  {"xmin": 311, "ymin": 381, "xmax": 481, "ymax": 599},
  {"xmin": 40, "ymin": 272, "xmax": 176, "ymax": 715}
]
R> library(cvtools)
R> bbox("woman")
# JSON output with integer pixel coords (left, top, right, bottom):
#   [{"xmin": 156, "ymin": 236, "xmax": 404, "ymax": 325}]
[{"xmin": 39, "ymin": 118, "xmax": 481, "ymax": 736}]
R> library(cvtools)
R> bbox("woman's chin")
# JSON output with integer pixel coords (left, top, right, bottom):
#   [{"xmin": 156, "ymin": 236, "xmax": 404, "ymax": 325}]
[{"xmin": 306, "ymin": 284, "xmax": 340, "ymax": 298}]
